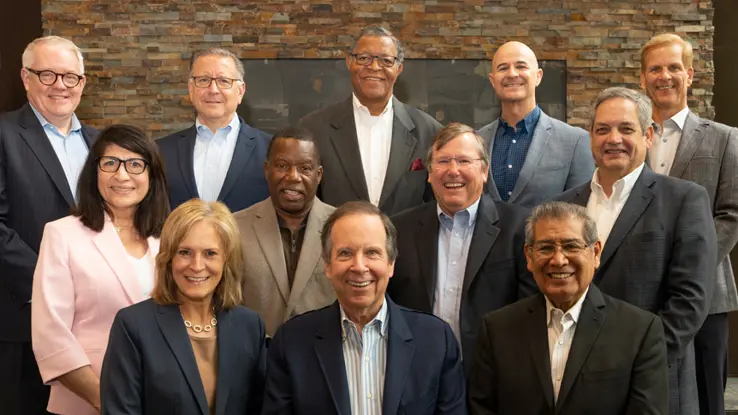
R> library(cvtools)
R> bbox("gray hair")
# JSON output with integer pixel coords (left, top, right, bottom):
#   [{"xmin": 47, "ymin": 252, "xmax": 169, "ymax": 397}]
[
  {"xmin": 189, "ymin": 47, "xmax": 245, "ymax": 80},
  {"xmin": 524, "ymin": 201, "xmax": 598, "ymax": 246},
  {"xmin": 425, "ymin": 122, "xmax": 490, "ymax": 171},
  {"xmin": 321, "ymin": 201, "xmax": 398, "ymax": 263},
  {"xmin": 589, "ymin": 87, "xmax": 653, "ymax": 134},
  {"xmin": 349, "ymin": 25, "xmax": 405, "ymax": 63},
  {"xmin": 22, "ymin": 36, "xmax": 85, "ymax": 74}
]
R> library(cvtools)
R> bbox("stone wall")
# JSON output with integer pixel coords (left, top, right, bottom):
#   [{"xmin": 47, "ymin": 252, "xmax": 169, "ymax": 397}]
[{"xmin": 43, "ymin": 0, "xmax": 715, "ymax": 135}]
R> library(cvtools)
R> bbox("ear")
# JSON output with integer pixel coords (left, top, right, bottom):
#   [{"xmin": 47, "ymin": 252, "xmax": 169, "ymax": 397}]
[
  {"xmin": 524, "ymin": 244, "xmax": 534, "ymax": 273},
  {"xmin": 534, "ymin": 67, "xmax": 543, "ymax": 87},
  {"xmin": 316, "ymin": 165, "xmax": 324, "ymax": 184},
  {"xmin": 395, "ymin": 62, "xmax": 403, "ymax": 77},
  {"xmin": 686, "ymin": 66, "xmax": 694, "ymax": 87},
  {"xmin": 20, "ymin": 68, "xmax": 31, "ymax": 92},
  {"xmin": 639, "ymin": 70, "xmax": 647, "ymax": 90},
  {"xmin": 644, "ymin": 124, "xmax": 654, "ymax": 149},
  {"xmin": 592, "ymin": 240, "xmax": 602, "ymax": 269}
]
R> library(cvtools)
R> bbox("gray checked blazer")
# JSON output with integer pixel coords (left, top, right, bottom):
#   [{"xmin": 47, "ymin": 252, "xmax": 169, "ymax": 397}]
[{"xmin": 478, "ymin": 110, "xmax": 594, "ymax": 208}]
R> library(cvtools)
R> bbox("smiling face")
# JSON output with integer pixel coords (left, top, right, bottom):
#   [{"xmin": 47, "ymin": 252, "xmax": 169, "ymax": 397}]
[
  {"xmin": 188, "ymin": 54, "xmax": 246, "ymax": 130},
  {"xmin": 21, "ymin": 42, "xmax": 85, "ymax": 126},
  {"xmin": 489, "ymin": 41, "xmax": 542, "ymax": 107},
  {"xmin": 324, "ymin": 213, "xmax": 394, "ymax": 321},
  {"xmin": 346, "ymin": 35, "xmax": 403, "ymax": 107},
  {"xmin": 265, "ymin": 138, "xmax": 323, "ymax": 217},
  {"xmin": 97, "ymin": 143, "xmax": 150, "ymax": 219},
  {"xmin": 640, "ymin": 43, "xmax": 694, "ymax": 119},
  {"xmin": 172, "ymin": 219, "xmax": 225, "ymax": 304}
]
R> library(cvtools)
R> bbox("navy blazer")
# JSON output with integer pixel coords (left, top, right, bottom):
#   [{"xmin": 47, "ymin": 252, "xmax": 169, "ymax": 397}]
[
  {"xmin": 262, "ymin": 299, "xmax": 467, "ymax": 415},
  {"xmin": 157, "ymin": 117, "xmax": 271, "ymax": 212},
  {"xmin": 0, "ymin": 103, "xmax": 96, "ymax": 341},
  {"xmin": 100, "ymin": 299, "xmax": 267, "ymax": 415}
]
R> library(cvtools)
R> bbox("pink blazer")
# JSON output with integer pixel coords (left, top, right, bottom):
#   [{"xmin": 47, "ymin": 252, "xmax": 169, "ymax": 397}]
[{"xmin": 31, "ymin": 215, "xmax": 160, "ymax": 415}]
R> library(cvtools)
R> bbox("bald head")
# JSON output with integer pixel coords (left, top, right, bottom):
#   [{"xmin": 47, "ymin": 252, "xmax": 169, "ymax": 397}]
[
  {"xmin": 489, "ymin": 41, "xmax": 542, "ymax": 111},
  {"xmin": 492, "ymin": 41, "xmax": 539, "ymax": 71}
]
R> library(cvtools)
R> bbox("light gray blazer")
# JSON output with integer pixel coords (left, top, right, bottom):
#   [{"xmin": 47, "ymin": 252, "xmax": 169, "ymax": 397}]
[
  {"xmin": 234, "ymin": 197, "xmax": 336, "ymax": 336},
  {"xmin": 669, "ymin": 111, "xmax": 738, "ymax": 314},
  {"xmin": 478, "ymin": 110, "xmax": 594, "ymax": 208}
]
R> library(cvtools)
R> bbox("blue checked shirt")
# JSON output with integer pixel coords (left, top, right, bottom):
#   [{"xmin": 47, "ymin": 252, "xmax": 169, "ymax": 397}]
[
  {"xmin": 491, "ymin": 106, "xmax": 541, "ymax": 201},
  {"xmin": 341, "ymin": 299, "xmax": 389, "ymax": 415}
]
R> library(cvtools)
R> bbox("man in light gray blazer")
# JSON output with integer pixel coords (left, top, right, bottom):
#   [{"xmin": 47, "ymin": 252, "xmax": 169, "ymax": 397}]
[
  {"xmin": 234, "ymin": 127, "xmax": 335, "ymax": 336},
  {"xmin": 558, "ymin": 87, "xmax": 716, "ymax": 415},
  {"xmin": 640, "ymin": 33, "xmax": 738, "ymax": 415},
  {"xmin": 298, "ymin": 25, "xmax": 442, "ymax": 216},
  {"xmin": 478, "ymin": 41, "xmax": 594, "ymax": 208}
]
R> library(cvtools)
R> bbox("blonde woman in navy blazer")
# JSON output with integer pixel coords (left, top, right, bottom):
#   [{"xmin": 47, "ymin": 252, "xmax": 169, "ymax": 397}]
[{"xmin": 100, "ymin": 199, "xmax": 267, "ymax": 415}]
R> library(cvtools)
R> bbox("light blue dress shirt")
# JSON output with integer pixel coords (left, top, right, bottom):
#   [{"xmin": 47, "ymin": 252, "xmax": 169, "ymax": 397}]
[
  {"xmin": 435, "ymin": 198, "xmax": 480, "ymax": 348},
  {"xmin": 193, "ymin": 114, "xmax": 240, "ymax": 202},
  {"xmin": 341, "ymin": 299, "xmax": 389, "ymax": 415},
  {"xmin": 30, "ymin": 106, "xmax": 88, "ymax": 200}
]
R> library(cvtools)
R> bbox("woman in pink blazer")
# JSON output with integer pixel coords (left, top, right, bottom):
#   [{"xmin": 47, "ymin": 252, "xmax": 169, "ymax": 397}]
[{"xmin": 31, "ymin": 124, "xmax": 170, "ymax": 415}]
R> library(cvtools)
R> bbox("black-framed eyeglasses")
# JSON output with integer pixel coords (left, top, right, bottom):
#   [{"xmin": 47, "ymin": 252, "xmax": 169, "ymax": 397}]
[
  {"xmin": 190, "ymin": 76, "xmax": 242, "ymax": 89},
  {"xmin": 530, "ymin": 241, "xmax": 593, "ymax": 258},
  {"xmin": 25, "ymin": 68, "xmax": 84, "ymax": 88},
  {"xmin": 350, "ymin": 53, "xmax": 399, "ymax": 68},
  {"xmin": 432, "ymin": 157, "xmax": 484, "ymax": 170},
  {"xmin": 97, "ymin": 156, "xmax": 149, "ymax": 175}
]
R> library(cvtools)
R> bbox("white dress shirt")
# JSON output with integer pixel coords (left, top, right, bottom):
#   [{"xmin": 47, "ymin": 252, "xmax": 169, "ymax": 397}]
[
  {"xmin": 546, "ymin": 286, "xmax": 589, "ymax": 402},
  {"xmin": 586, "ymin": 163, "xmax": 644, "ymax": 247},
  {"xmin": 128, "ymin": 252, "xmax": 155, "ymax": 299},
  {"xmin": 193, "ymin": 114, "xmax": 240, "ymax": 202},
  {"xmin": 353, "ymin": 93, "xmax": 394, "ymax": 206},
  {"xmin": 648, "ymin": 106, "xmax": 689, "ymax": 175}
]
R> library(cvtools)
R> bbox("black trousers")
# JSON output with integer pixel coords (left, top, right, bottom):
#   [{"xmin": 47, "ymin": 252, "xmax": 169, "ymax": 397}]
[
  {"xmin": 694, "ymin": 312, "xmax": 729, "ymax": 415},
  {"xmin": 0, "ymin": 341, "xmax": 50, "ymax": 415}
]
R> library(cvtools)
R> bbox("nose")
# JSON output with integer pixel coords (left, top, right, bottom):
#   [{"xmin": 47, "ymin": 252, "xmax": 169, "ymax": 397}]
[
  {"xmin": 445, "ymin": 159, "xmax": 461, "ymax": 175},
  {"xmin": 113, "ymin": 164, "xmax": 130, "ymax": 180},
  {"xmin": 51, "ymin": 74, "xmax": 67, "ymax": 89},
  {"xmin": 190, "ymin": 253, "xmax": 205, "ymax": 271},
  {"xmin": 285, "ymin": 165, "xmax": 301, "ymax": 181},
  {"xmin": 350, "ymin": 253, "xmax": 368, "ymax": 272},
  {"xmin": 207, "ymin": 79, "xmax": 220, "ymax": 93},
  {"xmin": 369, "ymin": 57, "xmax": 382, "ymax": 70},
  {"xmin": 548, "ymin": 248, "xmax": 569, "ymax": 267}
]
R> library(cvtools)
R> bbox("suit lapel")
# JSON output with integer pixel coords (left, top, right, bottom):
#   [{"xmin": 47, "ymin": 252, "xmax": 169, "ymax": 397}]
[
  {"xmin": 286, "ymin": 199, "xmax": 328, "ymax": 317},
  {"xmin": 482, "ymin": 120, "xmax": 503, "ymax": 201},
  {"xmin": 176, "ymin": 126, "xmax": 200, "ymax": 199},
  {"xmin": 382, "ymin": 299, "xmax": 415, "ymax": 415},
  {"xmin": 155, "ymin": 304, "xmax": 209, "ymax": 415},
  {"xmin": 669, "ymin": 111, "xmax": 707, "ymax": 179},
  {"xmin": 378, "ymin": 98, "xmax": 417, "ymax": 208},
  {"xmin": 91, "ymin": 219, "xmax": 143, "ymax": 304},
  {"xmin": 565, "ymin": 183, "xmax": 592, "ymax": 208},
  {"xmin": 314, "ymin": 303, "xmax": 351, "ymax": 415},
  {"xmin": 328, "ymin": 98, "xmax": 370, "ymax": 200},
  {"xmin": 17, "ymin": 104, "xmax": 76, "ymax": 207},
  {"xmin": 509, "ymin": 113, "xmax": 551, "ymax": 203},
  {"xmin": 526, "ymin": 295, "xmax": 555, "ymax": 411},
  {"xmin": 214, "ymin": 309, "xmax": 235, "ymax": 415},
  {"xmin": 253, "ymin": 200, "xmax": 290, "ymax": 304},
  {"xmin": 81, "ymin": 124, "xmax": 97, "ymax": 148},
  {"xmin": 554, "ymin": 287, "xmax": 606, "ymax": 414},
  {"xmin": 218, "ymin": 119, "xmax": 258, "ymax": 201},
  {"xmin": 462, "ymin": 196, "xmax": 500, "ymax": 295},
  {"xmin": 417, "ymin": 204, "xmax": 440, "ymax": 307}
]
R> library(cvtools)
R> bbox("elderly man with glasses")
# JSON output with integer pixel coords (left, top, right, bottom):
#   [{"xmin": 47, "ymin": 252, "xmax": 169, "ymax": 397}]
[
  {"xmin": 298, "ymin": 25, "xmax": 442, "ymax": 216},
  {"xmin": 157, "ymin": 47, "xmax": 271, "ymax": 212}
]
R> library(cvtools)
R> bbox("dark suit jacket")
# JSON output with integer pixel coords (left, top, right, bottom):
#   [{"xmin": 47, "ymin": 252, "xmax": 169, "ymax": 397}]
[
  {"xmin": 0, "ymin": 103, "xmax": 96, "ymax": 342},
  {"xmin": 262, "ymin": 299, "xmax": 466, "ymax": 415},
  {"xmin": 468, "ymin": 285, "xmax": 668, "ymax": 415},
  {"xmin": 157, "ymin": 117, "xmax": 271, "ymax": 212},
  {"xmin": 388, "ymin": 194, "xmax": 537, "ymax": 368},
  {"xmin": 478, "ymin": 111, "xmax": 594, "ymax": 208},
  {"xmin": 557, "ymin": 166, "xmax": 716, "ymax": 415},
  {"xmin": 298, "ymin": 96, "xmax": 442, "ymax": 215},
  {"xmin": 100, "ymin": 299, "xmax": 266, "ymax": 415}
]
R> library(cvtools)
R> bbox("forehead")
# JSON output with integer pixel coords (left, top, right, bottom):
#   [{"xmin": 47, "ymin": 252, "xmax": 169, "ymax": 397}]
[
  {"xmin": 102, "ymin": 143, "xmax": 144, "ymax": 159},
  {"xmin": 331, "ymin": 213, "xmax": 387, "ymax": 248},
  {"xmin": 270, "ymin": 138, "xmax": 317, "ymax": 160},
  {"xmin": 533, "ymin": 216, "xmax": 585, "ymax": 241},
  {"xmin": 179, "ymin": 220, "xmax": 223, "ymax": 248},
  {"xmin": 434, "ymin": 132, "xmax": 482, "ymax": 155},
  {"xmin": 594, "ymin": 98, "xmax": 639, "ymax": 125},
  {"xmin": 191, "ymin": 55, "xmax": 239, "ymax": 75},
  {"xmin": 352, "ymin": 35, "xmax": 398, "ymax": 55},
  {"xmin": 644, "ymin": 43, "xmax": 685, "ymax": 66},
  {"xmin": 493, "ymin": 43, "xmax": 537, "ymax": 67},
  {"xmin": 30, "ymin": 43, "xmax": 81, "ymax": 71}
]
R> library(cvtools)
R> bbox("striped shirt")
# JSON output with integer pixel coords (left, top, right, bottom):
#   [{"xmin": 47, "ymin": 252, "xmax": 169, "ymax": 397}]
[
  {"xmin": 545, "ymin": 286, "xmax": 588, "ymax": 402},
  {"xmin": 341, "ymin": 300, "xmax": 389, "ymax": 415}
]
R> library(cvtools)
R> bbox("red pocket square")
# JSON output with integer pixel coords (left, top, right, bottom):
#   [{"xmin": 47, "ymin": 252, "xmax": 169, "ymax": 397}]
[{"xmin": 411, "ymin": 158, "xmax": 425, "ymax": 171}]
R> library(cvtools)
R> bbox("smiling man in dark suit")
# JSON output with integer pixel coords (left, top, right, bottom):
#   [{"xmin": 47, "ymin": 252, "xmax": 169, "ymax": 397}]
[
  {"xmin": 557, "ymin": 87, "xmax": 716, "ymax": 415},
  {"xmin": 157, "ymin": 47, "xmax": 270, "ymax": 212},
  {"xmin": 0, "ymin": 36, "xmax": 97, "ymax": 414},
  {"xmin": 298, "ymin": 26, "xmax": 442, "ymax": 215}
]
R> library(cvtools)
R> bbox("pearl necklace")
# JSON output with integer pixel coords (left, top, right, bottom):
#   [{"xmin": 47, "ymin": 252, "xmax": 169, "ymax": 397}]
[{"xmin": 183, "ymin": 314, "xmax": 218, "ymax": 333}]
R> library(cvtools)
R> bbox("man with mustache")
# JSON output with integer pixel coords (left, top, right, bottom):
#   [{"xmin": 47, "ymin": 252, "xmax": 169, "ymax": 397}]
[
  {"xmin": 641, "ymin": 33, "xmax": 738, "ymax": 415},
  {"xmin": 234, "ymin": 127, "xmax": 336, "ymax": 337},
  {"xmin": 557, "ymin": 87, "xmax": 716, "ymax": 415},
  {"xmin": 299, "ymin": 26, "xmax": 442, "ymax": 215},
  {"xmin": 478, "ymin": 41, "xmax": 594, "ymax": 208},
  {"xmin": 0, "ymin": 36, "xmax": 98, "ymax": 415}
]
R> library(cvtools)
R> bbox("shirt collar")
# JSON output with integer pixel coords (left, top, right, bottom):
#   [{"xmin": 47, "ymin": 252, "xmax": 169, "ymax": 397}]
[
  {"xmin": 30, "ymin": 104, "xmax": 82, "ymax": 134},
  {"xmin": 665, "ymin": 106, "xmax": 690, "ymax": 131},
  {"xmin": 437, "ymin": 196, "xmax": 481, "ymax": 228},
  {"xmin": 590, "ymin": 163, "xmax": 644, "ymax": 202},
  {"xmin": 545, "ymin": 285, "xmax": 590, "ymax": 325},
  {"xmin": 499, "ymin": 105, "xmax": 541, "ymax": 134},
  {"xmin": 340, "ymin": 297, "xmax": 390, "ymax": 339},
  {"xmin": 352, "ymin": 93, "xmax": 393, "ymax": 116},
  {"xmin": 195, "ymin": 113, "xmax": 240, "ymax": 136}
]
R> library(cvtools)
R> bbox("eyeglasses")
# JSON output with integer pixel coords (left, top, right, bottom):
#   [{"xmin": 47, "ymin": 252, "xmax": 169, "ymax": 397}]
[
  {"xmin": 97, "ymin": 156, "xmax": 149, "ymax": 175},
  {"xmin": 190, "ymin": 76, "xmax": 242, "ymax": 89},
  {"xmin": 530, "ymin": 241, "xmax": 592, "ymax": 258},
  {"xmin": 432, "ymin": 157, "xmax": 484, "ymax": 170},
  {"xmin": 25, "ymin": 68, "xmax": 84, "ymax": 88},
  {"xmin": 350, "ymin": 54, "xmax": 399, "ymax": 68}
]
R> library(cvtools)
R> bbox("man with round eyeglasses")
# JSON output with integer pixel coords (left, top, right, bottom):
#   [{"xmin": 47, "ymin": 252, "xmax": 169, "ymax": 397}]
[
  {"xmin": 0, "ymin": 35, "xmax": 98, "ymax": 415},
  {"xmin": 157, "ymin": 47, "xmax": 271, "ymax": 213}
]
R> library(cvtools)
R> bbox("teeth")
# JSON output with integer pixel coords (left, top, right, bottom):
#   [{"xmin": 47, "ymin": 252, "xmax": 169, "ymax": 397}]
[
  {"xmin": 549, "ymin": 273, "xmax": 572, "ymax": 279},
  {"xmin": 348, "ymin": 281, "xmax": 371, "ymax": 287},
  {"xmin": 365, "ymin": 77, "xmax": 382, "ymax": 81},
  {"xmin": 656, "ymin": 86, "xmax": 672, "ymax": 90},
  {"xmin": 186, "ymin": 276, "xmax": 208, "ymax": 283},
  {"xmin": 445, "ymin": 183, "xmax": 464, "ymax": 188},
  {"xmin": 112, "ymin": 186, "xmax": 133, "ymax": 191},
  {"xmin": 284, "ymin": 190, "xmax": 300, "ymax": 195}
]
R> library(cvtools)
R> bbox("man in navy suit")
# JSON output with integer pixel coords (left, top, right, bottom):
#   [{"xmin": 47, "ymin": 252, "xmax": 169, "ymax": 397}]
[
  {"xmin": 263, "ymin": 201, "xmax": 466, "ymax": 415},
  {"xmin": 157, "ymin": 47, "xmax": 270, "ymax": 212}
]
